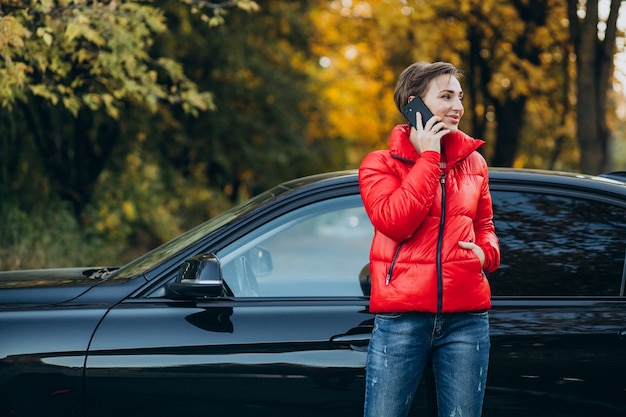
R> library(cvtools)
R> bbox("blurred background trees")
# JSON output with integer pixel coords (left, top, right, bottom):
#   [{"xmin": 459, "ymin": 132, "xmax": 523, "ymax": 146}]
[{"xmin": 0, "ymin": 0, "xmax": 625, "ymax": 269}]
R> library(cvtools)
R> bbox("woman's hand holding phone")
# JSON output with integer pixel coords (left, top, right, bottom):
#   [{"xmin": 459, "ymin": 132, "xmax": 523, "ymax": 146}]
[
  {"xmin": 402, "ymin": 97, "xmax": 448, "ymax": 154},
  {"xmin": 409, "ymin": 112, "xmax": 448, "ymax": 154}
]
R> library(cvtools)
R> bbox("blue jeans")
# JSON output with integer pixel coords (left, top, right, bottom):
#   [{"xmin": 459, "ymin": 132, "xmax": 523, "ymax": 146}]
[{"xmin": 363, "ymin": 311, "xmax": 490, "ymax": 417}]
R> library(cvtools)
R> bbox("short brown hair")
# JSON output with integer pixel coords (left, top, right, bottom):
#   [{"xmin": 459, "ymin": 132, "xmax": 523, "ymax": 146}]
[{"xmin": 393, "ymin": 62, "xmax": 462, "ymax": 112}]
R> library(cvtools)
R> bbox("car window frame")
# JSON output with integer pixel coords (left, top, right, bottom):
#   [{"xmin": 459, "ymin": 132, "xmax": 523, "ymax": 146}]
[
  {"xmin": 488, "ymin": 180, "xmax": 626, "ymax": 299},
  {"xmin": 216, "ymin": 194, "xmax": 373, "ymax": 298}
]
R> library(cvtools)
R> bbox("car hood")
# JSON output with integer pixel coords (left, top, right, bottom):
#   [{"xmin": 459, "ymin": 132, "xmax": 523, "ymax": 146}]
[{"xmin": 0, "ymin": 267, "xmax": 114, "ymax": 306}]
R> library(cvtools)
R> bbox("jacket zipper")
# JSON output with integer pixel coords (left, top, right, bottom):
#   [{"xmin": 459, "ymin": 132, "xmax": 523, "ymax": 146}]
[
  {"xmin": 436, "ymin": 172, "xmax": 447, "ymax": 313},
  {"xmin": 385, "ymin": 242, "xmax": 404, "ymax": 285}
]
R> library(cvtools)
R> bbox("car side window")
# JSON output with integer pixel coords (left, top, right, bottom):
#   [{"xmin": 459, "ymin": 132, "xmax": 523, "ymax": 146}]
[
  {"xmin": 217, "ymin": 195, "xmax": 373, "ymax": 297},
  {"xmin": 488, "ymin": 190, "xmax": 626, "ymax": 296}
]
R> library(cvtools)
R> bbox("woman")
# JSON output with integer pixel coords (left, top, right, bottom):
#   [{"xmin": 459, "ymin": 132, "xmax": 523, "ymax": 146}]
[{"xmin": 359, "ymin": 61, "xmax": 500, "ymax": 417}]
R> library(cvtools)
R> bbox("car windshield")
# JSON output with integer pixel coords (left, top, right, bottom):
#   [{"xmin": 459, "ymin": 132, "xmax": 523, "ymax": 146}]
[{"xmin": 109, "ymin": 184, "xmax": 292, "ymax": 280}]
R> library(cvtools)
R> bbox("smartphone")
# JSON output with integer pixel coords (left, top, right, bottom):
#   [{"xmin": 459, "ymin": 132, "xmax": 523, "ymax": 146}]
[{"xmin": 401, "ymin": 96, "xmax": 435, "ymax": 128}]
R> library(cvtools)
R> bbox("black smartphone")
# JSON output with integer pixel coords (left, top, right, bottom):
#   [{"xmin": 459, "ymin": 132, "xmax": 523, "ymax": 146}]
[{"xmin": 401, "ymin": 96, "xmax": 435, "ymax": 128}]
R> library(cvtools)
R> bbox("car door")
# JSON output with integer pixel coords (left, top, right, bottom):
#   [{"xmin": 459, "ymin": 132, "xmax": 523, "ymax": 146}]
[
  {"xmin": 83, "ymin": 194, "xmax": 379, "ymax": 417},
  {"xmin": 485, "ymin": 185, "xmax": 626, "ymax": 417}
]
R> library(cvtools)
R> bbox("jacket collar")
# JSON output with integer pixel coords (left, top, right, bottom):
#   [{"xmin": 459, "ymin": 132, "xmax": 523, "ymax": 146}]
[{"xmin": 388, "ymin": 124, "xmax": 485, "ymax": 169}]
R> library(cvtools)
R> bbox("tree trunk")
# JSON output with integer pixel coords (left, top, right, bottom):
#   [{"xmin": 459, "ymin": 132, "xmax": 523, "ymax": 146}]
[
  {"xmin": 568, "ymin": 0, "xmax": 621, "ymax": 174},
  {"xmin": 490, "ymin": 98, "xmax": 527, "ymax": 167},
  {"xmin": 21, "ymin": 98, "xmax": 120, "ymax": 222}
]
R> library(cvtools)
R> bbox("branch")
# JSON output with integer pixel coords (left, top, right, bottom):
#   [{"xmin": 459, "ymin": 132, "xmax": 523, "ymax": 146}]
[
  {"xmin": 179, "ymin": 0, "xmax": 239, "ymax": 9},
  {"xmin": 602, "ymin": 0, "xmax": 622, "ymax": 60}
]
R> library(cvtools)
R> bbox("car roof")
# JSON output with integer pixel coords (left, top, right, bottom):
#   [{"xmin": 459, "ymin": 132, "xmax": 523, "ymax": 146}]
[
  {"xmin": 278, "ymin": 169, "xmax": 358, "ymax": 190},
  {"xmin": 490, "ymin": 167, "xmax": 625, "ymax": 184},
  {"xmin": 598, "ymin": 171, "xmax": 626, "ymax": 182},
  {"xmin": 277, "ymin": 167, "xmax": 626, "ymax": 195},
  {"xmin": 487, "ymin": 167, "xmax": 626, "ymax": 198}
]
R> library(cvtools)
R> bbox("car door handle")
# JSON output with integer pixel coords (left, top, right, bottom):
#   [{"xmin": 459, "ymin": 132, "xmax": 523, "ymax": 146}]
[
  {"xmin": 331, "ymin": 333, "xmax": 371, "ymax": 343},
  {"xmin": 619, "ymin": 329, "xmax": 626, "ymax": 340},
  {"xmin": 330, "ymin": 333, "xmax": 371, "ymax": 352}
]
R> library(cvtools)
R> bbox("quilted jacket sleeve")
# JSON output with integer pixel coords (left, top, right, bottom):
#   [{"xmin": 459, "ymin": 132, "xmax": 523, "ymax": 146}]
[{"xmin": 474, "ymin": 165, "xmax": 500, "ymax": 273}]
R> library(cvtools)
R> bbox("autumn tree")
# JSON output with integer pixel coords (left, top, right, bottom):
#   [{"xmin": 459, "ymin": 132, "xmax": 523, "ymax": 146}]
[
  {"xmin": 78, "ymin": 0, "xmax": 342, "ymax": 253},
  {"xmin": 310, "ymin": 0, "xmax": 623, "ymax": 172},
  {"xmin": 149, "ymin": 0, "xmax": 343, "ymax": 203},
  {"xmin": 457, "ymin": 0, "xmax": 581, "ymax": 169},
  {"xmin": 308, "ymin": 1, "xmax": 399, "ymax": 164},
  {"xmin": 568, "ymin": 0, "xmax": 624, "ymax": 174},
  {"xmin": 0, "ymin": 0, "xmax": 257, "ymax": 219},
  {"xmin": 309, "ymin": 0, "xmax": 576, "ymax": 169}
]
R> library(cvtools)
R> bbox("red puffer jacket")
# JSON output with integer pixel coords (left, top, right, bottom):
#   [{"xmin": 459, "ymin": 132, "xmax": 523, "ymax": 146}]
[{"xmin": 359, "ymin": 124, "xmax": 500, "ymax": 313}]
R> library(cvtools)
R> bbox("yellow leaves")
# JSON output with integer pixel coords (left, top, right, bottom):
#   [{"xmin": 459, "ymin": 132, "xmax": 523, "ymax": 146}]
[
  {"xmin": 0, "ymin": 16, "xmax": 31, "ymax": 51},
  {"xmin": 38, "ymin": 0, "xmax": 55, "ymax": 14},
  {"xmin": 63, "ymin": 21, "xmax": 83, "ymax": 43},
  {"xmin": 0, "ymin": 0, "xmax": 220, "ymax": 120},
  {"xmin": 94, "ymin": 150, "xmax": 226, "ymax": 244},
  {"xmin": 126, "ymin": 152, "xmax": 143, "ymax": 171},
  {"xmin": 236, "ymin": 0, "xmax": 261, "ymax": 13},
  {"xmin": 121, "ymin": 201, "xmax": 137, "ymax": 222},
  {"xmin": 62, "ymin": 95, "xmax": 81, "ymax": 116},
  {"xmin": 36, "ymin": 27, "xmax": 53, "ymax": 46},
  {"xmin": 181, "ymin": 90, "xmax": 216, "ymax": 115},
  {"xmin": 29, "ymin": 84, "xmax": 59, "ymax": 104},
  {"xmin": 0, "ymin": 62, "xmax": 31, "ymax": 106},
  {"xmin": 82, "ymin": 93, "xmax": 101, "ymax": 110},
  {"xmin": 96, "ymin": 205, "xmax": 120, "ymax": 234},
  {"xmin": 0, "ymin": 16, "xmax": 32, "ymax": 101},
  {"xmin": 187, "ymin": 0, "xmax": 259, "ymax": 26},
  {"xmin": 0, "ymin": 17, "xmax": 32, "ymax": 105},
  {"xmin": 206, "ymin": 14, "xmax": 226, "ymax": 28},
  {"xmin": 65, "ymin": 15, "xmax": 106, "ymax": 47}
]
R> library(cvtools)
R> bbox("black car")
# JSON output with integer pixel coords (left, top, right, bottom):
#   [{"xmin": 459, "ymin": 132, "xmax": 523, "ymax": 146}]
[{"xmin": 1, "ymin": 168, "xmax": 625, "ymax": 417}]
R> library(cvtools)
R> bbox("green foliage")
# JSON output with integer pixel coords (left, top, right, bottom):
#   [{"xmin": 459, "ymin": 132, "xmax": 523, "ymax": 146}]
[
  {"xmin": 0, "ymin": 0, "xmax": 234, "ymax": 223},
  {"xmin": 0, "ymin": 0, "xmax": 214, "ymax": 118},
  {"xmin": 89, "ymin": 144, "xmax": 233, "ymax": 262},
  {"xmin": 151, "ymin": 0, "xmax": 345, "ymax": 202},
  {"xmin": 0, "ymin": 0, "xmax": 266, "ymax": 269},
  {"xmin": 0, "ymin": 195, "xmax": 119, "ymax": 270}
]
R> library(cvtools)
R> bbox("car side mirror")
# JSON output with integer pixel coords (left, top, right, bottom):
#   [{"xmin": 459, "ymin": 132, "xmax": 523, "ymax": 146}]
[{"xmin": 166, "ymin": 253, "xmax": 226, "ymax": 299}]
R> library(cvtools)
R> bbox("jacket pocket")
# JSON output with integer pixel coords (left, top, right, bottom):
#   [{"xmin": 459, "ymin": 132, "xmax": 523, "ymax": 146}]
[{"xmin": 385, "ymin": 241, "xmax": 405, "ymax": 285}]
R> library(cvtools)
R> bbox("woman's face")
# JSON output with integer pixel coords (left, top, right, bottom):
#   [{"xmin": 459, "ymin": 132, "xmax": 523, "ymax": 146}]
[{"xmin": 422, "ymin": 74, "xmax": 464, "ymax": 133}]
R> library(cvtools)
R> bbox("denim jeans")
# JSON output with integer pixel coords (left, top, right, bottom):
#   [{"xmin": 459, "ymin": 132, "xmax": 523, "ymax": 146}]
[{"xmin": 363, "ymin": 311, "xmax": 490, "ymax": 417}]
